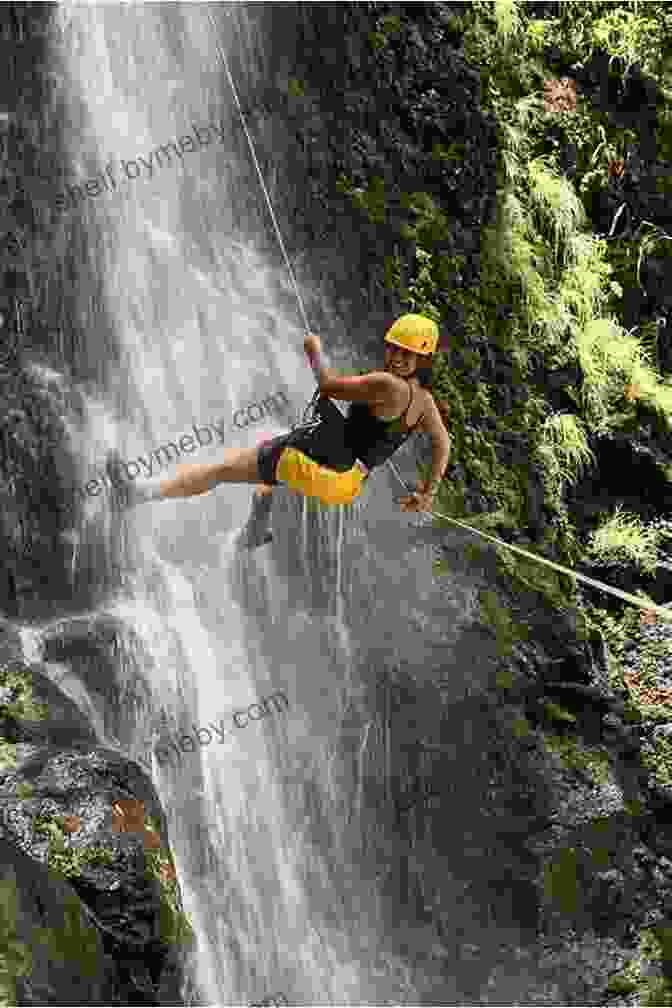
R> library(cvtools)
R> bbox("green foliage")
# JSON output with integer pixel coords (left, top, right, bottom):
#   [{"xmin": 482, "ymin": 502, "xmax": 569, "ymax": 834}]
[
  {"xmin": 478, "ymin": 588, "xmax": 525, "ymax": 659},
  {"xmin": 367, "ymin": 12, "xmax": 402, "ymax": 51},
  {"xmin": 604, "ymin": 927, "xmax": 672, "ymax": 1005},
  {"xmin": 286, "ymin": 78, "xmax": 305, "ymax": 98},
  {"xmin": 430, "ymin": 141, "xmax": 467, "ymax": 163},
  {"xmin": 590, "ymin": 6, "xmax": 663, "ymax": 70},
  {"xmin": 0, "ymin": 665, "xmax": 48, "ymax": 725},
  {"xmin": 533, "ymin": 412, "xmax": 596, "ymax": 497},
  {"xmin": 0, "ymin": 873, "xmax": 31, "ymax": 1007},
  {"xmin": 641, "ymin": 733, "xmax": 672, "ymax": 789},
  {"xmin": 525, "ymin": 18, "xmax": 554, "ymax": 55},
  {"xmin": 395, "ymin": 246, "xmax": 442, "ymax": 323},
  {"xmin": 335, "ymin": 0, "xmax": 672, "ymax": 664},
  {"xmin": 493, "ymin": 537, "xmax": 577, "ymax": 613},
  {"xmin": 398, "ymin": 192, "xmax": 450, "ymax": 245},
  {"xmin": 32, "ymin": 889, "xmax": 101, "ymax": 979},
  {"xmin": 335, "ymin": 173, "xmax": 387, "ymax": 226},
  {"xmin": 33, "ymin": 815, "xmax": 115, "ymax": 879},
  {"xmin": 144, "ymin": 849, "xmax": 195, "ymax": 948},
  {"xmin": 527, "ymin": 156, "xmax": 586, "ymax": 264},
  {"xmin": 493, "ymin": 0, "xmax": 523, "ymax": 43},
  {"xmin": 0, "ymin": 741, "xmax": 16, "ymax": 771},
  {"xmin": 543, "ymin": 732, "xmax": 612, "ymax": 785},
  {"xmin": 511, "ymin": 714, "xmax": 531, "ymax": 738},
  {"xmin": 584, "ymin": 505, "xmax": 660, "ymax": 574},
  {"xmin": 605, "ymin": 973, "xmax": 638, "ymax": 995},
  {"xmin": 378, "ymin": 14, "xmax": 401, "ymax": 36},
  {"xmin": 543, "ymin": 845, "xmax": 579, "ymax": 915},
  {"xmin": 542, "ymin": 700, "xmax": 577, "ymax": 724},
  {"xmin": 0, "ymin": 665, "xmax": 46, "ymax": 769},
  {"xmin": 575, "ymin": 315, "xmax": 672, "ymax": 432}
]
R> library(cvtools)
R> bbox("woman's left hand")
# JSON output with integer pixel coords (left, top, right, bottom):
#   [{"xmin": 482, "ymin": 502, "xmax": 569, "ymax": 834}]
[
  {"xmin": 304, "ymin": 332, "xmax": 322, "ymax": 358},
  {"xmin": 398, "ymin": 483, "xmax": 434, "ymax": 513}
]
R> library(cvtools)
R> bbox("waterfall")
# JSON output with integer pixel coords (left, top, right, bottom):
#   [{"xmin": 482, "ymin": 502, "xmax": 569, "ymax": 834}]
[{"xmin": 41, "ymin": 3, "xmax": 434, "ymax": 1003}]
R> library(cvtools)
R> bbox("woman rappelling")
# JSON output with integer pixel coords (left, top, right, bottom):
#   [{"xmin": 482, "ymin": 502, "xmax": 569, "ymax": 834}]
[{"xmin": 114, "ymin": 313, "xmax": 452, "ymax": 547}]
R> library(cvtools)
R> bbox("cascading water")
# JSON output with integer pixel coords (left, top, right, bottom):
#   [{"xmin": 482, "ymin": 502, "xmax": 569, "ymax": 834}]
[{"xmin": 38, "ymin": 3, "xmax": 457, "ymax": 1003}]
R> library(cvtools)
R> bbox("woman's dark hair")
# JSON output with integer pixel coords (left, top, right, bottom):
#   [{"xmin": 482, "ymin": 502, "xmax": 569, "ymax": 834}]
[
  {"xmin": 414, "ymin": 356, "xmax": 434, "ymax": 390},
  {"xmin": 383, "ymin": 341, "xmax": 435, "ymax": 390}
]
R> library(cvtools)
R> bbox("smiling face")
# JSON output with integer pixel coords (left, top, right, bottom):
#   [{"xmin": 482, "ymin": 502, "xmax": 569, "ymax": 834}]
[{"xmin": 383, "ymin": 341, "xmax": 420, "ymax": 378}]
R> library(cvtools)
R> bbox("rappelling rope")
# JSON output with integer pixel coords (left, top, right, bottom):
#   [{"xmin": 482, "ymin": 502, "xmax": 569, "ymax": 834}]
[{"xmin": 210, "ymin": 11, "xmax": 672, "ymax": 624}]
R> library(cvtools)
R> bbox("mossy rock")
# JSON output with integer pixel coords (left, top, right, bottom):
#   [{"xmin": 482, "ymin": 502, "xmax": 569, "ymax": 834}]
[
  {"xmin": 542, "ymin": 732, "xmax": 612, "ymax": 786},
  {"xmin": 144, "ymin": 849, "xmax": 195, "ymax": 949},
  {"xmin": 605, "ymin": 973, "xmax": 638, "ymax": 995},
  {"xmin": 542, "ymin": 700, "xmax": 578, "ymax": 724}
]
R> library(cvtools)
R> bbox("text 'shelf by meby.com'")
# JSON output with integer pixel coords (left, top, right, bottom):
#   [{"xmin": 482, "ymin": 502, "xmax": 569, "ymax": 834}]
[
  {"xmin": 65, "ymin": 389, "xmax": 290, "ymax": 508},
  {"xmin": 53, "ymin": 121, "xmax": 230, "ymax": 213},
  {"xmin": 139, "ymin": 689, "xmax": 290, "ymax": 770}
]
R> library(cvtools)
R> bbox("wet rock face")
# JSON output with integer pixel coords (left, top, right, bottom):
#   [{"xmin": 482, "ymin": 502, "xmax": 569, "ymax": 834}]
[
  {"xmin": 0, "ymin": 837, "xmax": 116, "ymax": 1005},
  {"xmin": 0, "ymin": 749, "xmax": 194, "ymax": 1005},
  {"xmin": 0, "ymin": 614, "xmax": 198, "ymax": 1004}
]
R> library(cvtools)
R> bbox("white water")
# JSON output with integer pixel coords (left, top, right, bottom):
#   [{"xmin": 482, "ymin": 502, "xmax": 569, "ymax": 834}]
[{"xmin": 45, "ymin": 3, "xmax": 431, "ymax": 1004}]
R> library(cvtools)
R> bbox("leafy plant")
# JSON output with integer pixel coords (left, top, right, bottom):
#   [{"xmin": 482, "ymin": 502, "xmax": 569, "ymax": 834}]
[{"xmin": 584, "ymin": 504, "xmax": 660, "ymax": 573}]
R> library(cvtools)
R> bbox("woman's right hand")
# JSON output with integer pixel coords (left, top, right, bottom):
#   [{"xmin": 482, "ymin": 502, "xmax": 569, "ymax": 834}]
[{"xmin": 304, "ymin": 332, "xmax": 321, "ymax": 358}]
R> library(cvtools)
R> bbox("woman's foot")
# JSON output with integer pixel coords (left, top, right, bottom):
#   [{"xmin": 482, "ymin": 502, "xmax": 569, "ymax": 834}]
[
  {"xmin": 236, "ymin": 488, "xmax": 273, "ymax": 549},
  {"xmin": 106, "ymin": 450, "xmax": 163, "ymax": 511}
]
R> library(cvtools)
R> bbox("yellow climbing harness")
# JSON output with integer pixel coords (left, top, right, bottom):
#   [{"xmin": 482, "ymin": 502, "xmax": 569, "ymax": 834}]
[{"xmin": 209, "ymin": 12, "xmax": 672, "ymax": 624}]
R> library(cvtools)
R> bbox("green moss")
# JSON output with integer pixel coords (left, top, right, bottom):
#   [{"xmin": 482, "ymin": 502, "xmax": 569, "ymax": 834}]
[
  {"xmin": 33, "ymin": 815, "xmax": 115, "ymax": 879},
  {"xmin": 285, "ymin": 78, "xmax": 304, "ymax": 98},
  {"xmin": 32, "ymin": 888, "xmax": 101, "ymax": 979},
  {"xmin": 479, "ymin": 588, "xmax": 528, "ymax": 660},
  {"xmin": 378, "ymin": 14, "xmax": 402, "ymax": 36},
  {"xmin": 542, "ymin": 845, "xmax": 579, "ymax": 915},
  {"xmin": 585, "ymin": 596, "xmax": 672, "ymax": 729},
  {"xmin": 511, "ymin": 714, "xmax": 532, "ymax": 738},
  {"xmin": 144, "ymin": 848, "xmax": 195, "ymax": 949},
  {"xmin": 641, "ymin": 734, "xmax": 672, "ymax": 789},
  {"xmin": 0, "ymin": 665, "xmax": 47, "ymax": 771},
  {"xmin": 605, "ymin": 973, "xmax": 639, "ymax": 995},
  {"xmin": 0, "ymin": 664, "xmax": 48, "ymax": 724},
  {"xmin": 0, "ymin": 871, "xmax": 101, "ymax": 995},
  {"xmin": 542, "ymin": 731, "xmax": 612, "ymax": 786},
  {"xmin": 0, "ymin": 873, "xmax": 31, "ymax": 1007},
  {"xmin": 604, "ymin": 927, "xmax": 672, "ymax": 1005},
  {"xmin": 0, "ymin": 740, "xmax": 16, "ymax": 772},
  {"xmin": 495, "ymin": 666, "xmax": 514, "ymax": 689},
  {"xmin": 542, "ymin": 700, "xmax": 577, "ymax": 725},
  {"xmin": 493, "ymin": 540, "xmax": 576, "ymax": 616}
]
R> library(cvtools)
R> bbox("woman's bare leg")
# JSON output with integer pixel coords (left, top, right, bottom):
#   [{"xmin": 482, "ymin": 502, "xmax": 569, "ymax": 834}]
[
  {"xmin": 254, "ymin": 483, "xmax": 274, "ymax": 498},
  {"xmin": 237, "ymin": 479, "xmax": 275, "ymax": 548},
  {"xmin": 157, "ymin": 445, "xmax": 263, "ymax": 499}
]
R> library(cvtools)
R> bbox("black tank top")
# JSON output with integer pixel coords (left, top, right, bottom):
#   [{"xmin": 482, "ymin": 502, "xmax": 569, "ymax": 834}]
[
  {"xmin": 344, "ymin": 378, "xmax": 420, "ymax": 469},
  {"xmin": 287, "ymin": 379, "xmax": 421, "ymax": 473}
]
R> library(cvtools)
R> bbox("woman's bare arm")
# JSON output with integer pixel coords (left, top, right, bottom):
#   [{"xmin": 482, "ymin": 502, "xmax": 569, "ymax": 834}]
[
  {"xmin": 304, "ymin": 334, "xmax": 395, "ymax": 405},
  {"xmin": 318, "ymin": 369, "xmax": 397, "ymax": 405},
  {"xmin": 418, "ymin": 395, "xmax": 452, "ymax": 491}
]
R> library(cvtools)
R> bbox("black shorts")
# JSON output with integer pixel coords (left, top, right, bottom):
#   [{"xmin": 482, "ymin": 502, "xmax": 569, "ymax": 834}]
[
  {"xmin": 256, "ymin": 423, "xmax": 358, "ymax": 485},
  {"xmin": 256, "ymin": 433, "xmax": 291, "ymax": 485}
]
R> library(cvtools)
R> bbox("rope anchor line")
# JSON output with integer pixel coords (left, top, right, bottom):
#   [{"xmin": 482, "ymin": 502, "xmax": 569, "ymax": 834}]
[{"xmin": 209, "ymin": 11, "xmax": 672, "ymax": 625}]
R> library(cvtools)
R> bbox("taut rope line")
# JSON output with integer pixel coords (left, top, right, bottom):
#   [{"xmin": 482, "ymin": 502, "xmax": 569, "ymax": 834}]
[{"xmin": 209, "ymin": 10, "xmax": 672, "ymax": 624}]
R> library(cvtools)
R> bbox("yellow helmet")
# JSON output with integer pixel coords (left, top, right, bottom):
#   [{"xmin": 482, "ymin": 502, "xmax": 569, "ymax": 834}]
[{"xmin": 384, "ymin": 313, "xmax": 439, "ymax": 356}]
